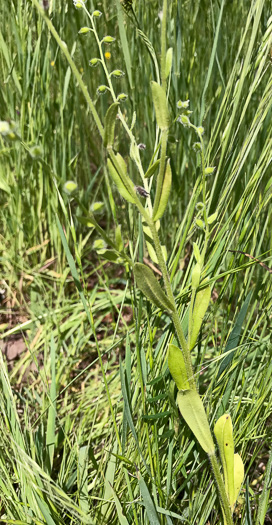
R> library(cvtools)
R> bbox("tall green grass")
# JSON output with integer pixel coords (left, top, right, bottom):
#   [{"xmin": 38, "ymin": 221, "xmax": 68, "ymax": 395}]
[{"xmin": 0, "ymin": 0, "xmax": 272, "ymax": 523}]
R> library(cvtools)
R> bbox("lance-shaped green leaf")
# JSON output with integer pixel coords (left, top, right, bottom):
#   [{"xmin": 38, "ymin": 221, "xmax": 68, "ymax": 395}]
[
  {"xmin": 191, "ymin": 263, "xmax": 201, "ymax": 289},
  {"xmin": 134, "ymin": 263, "xmax": 175, "ymax": 313},
  {"xmin": 107, "ymin": 154, "xmax": 135, "ymax": 204},
  {"xmin": 233, "ymin": 453, "xmax": 244, "ymax": 509},
  {"xmin": 103, "ymin": 102, "xmax": 119, "ymax": 148},
  {"xmin": 142, "ymin": 223, "xmax": 167, "ymax": 265},
  {"xmin": 129, "ymin": 139, "xmax": 141, "ymax": 165},
  {"xmin": 153, "ymin": 160, "xmax": 172, "ymax": 221},
  {"xmin": 151, "ymin": 81, "xmax": 170, "ymax": 130},
  {"xmin": 193, "ymin": 242, "xmax": 201, "ymax": 264},
  {"xmin": 177, "ymin": 390, "xmax": 215, "ymax": 454},
  {"xmin": 115, "ymin": 224, "xmax": 123, "ymax": 252},
  {"xmin": 145, "ymin": 238, "xmax": 167, "ymax": 266},
  {"xmin": 144, "ymin": 158, "xmax": 161, "ymax": 179},
  {"xmin": 214, "ymin": 414, "xmax": 235, "ymax": 506},
  {"xmin": 189, "ymin": 283, "xmax": 211, "ymax": 350},
  {"xmin": 168, "ymin": 344, "xmax": 189, "ymax": 390}
]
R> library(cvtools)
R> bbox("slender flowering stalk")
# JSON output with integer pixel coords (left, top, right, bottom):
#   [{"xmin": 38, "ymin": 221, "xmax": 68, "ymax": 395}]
[{"xmin": 32, "ymin": 1, "xmax": 237, "ymax": 522}]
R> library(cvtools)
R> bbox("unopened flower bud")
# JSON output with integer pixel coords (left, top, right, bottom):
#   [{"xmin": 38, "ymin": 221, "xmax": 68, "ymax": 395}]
[
  {"xmin": 64, "ymin": 181, "xmax": 78, "ymax": 194},
  {"xmin": 78, "ymin": 27, "xmax": 92, "ymax": 34},
  {"xmin": 177, "ymin": 99, "xmax": 190, "ymax": 109},
  {"xmin": 193, "ymin": 142, "xmax": 202, "ymax": 152},
  {"xmin": 89, "ymin": 58, "xmax": 100, "ymax": 67},
  {"xmin": 178, "ymin": 114, "xmax": 190, "ymax": 127},
  {"xmin": 110, "ymin": 69, "xmax": 125, "ymax": 78},
  {"xmin": 102, "ymin": 36, "xmax": 115, "ymax": 44},
  {"xmin": 117, "ymin": 93, "xmax": 128, "ymax": 101},
  {"xmin": 29, "ymin": 145, "xmax": 43, "ymax": 159},
  {"xmin": 97, "ymin": 85, "xmax": 108, "ymax": 94}
]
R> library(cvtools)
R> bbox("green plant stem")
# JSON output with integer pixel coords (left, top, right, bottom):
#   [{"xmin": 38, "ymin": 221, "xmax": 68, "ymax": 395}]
[
  {"xmin": 151, "ymin": 217, "xmax": 233, "ymax": 524},
  {"xmin": 188, "ymin": 286, "xmax": 197, "ymax": 350},
  {"xmin": 210, "ymin": 453, "xmax": 233, "ymax": 525},
  {"xmin": 149, "ymin": 221, "xmax": 196, "ymax": 390},
  {"xmin": 152, "ymin": 129, "xmax": 168, "ymax": 219},
  {"xmin": 87, "ymin": 8, "xmax": 117, "ymax": 99},
  {"xmin": 199, "ymin": 134, "xmax": 210, "ymax": 263},
  {"xmin": 32, "ymin": 5, "xmax": 233, "ymax": 521},
  {"xmin": 151, "ymin": 0, "xmax": 169, "ymax": 218},
  {"xmin": 32, "ymin": 0, "xmax": 104, "ymax": 138},
  {"xmin": 161, "ymin": 0, "xmax": 168, "ymax": 91},
  {"xmin": 84, "ymin": 4, "xmax": 153, "ymax": 212},
  {"xmin": 190, "ymin": 124, "xmax": 210, "ymax": 264}
]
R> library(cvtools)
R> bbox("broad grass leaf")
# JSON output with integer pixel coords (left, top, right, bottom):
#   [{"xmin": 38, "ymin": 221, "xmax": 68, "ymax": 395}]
[
  {"xmin": 134, "ymin": 263, "xmax": 175, "ymax": 312},
  {"xmin": 218, "ymin": 291, "xmax": 253, "ymax": 377},
  {"xmin": 78, "ymin": 445, "xmax": 89, "ymax": 514},
  {"xmin": 168, "ymin": 344, "xmax": 189, "ymax": 390},
  {"xmin": 108, "ymin": 482, "xmax": 129, "ymax": 525},
  {"xmin": 177, "ymin": 390, "xmax": 215, "ymax": 454},
  {"xmin": 138, "ymin": 473, "xmax": 160, "ymax": 525},
  {"xmin": 115, "ymin": 0, "xmax": 133, "ymax": 88},
  {"xmin": 101, "ymin": 442, "xmax": 117, "ymax": 518},
  {"xmin": 45, "ymin": 335, "xmax": 56, "ymax": 473},
  {"xmin": 119, "ymin": 357, "xmax": 151, "ymax": 475}
]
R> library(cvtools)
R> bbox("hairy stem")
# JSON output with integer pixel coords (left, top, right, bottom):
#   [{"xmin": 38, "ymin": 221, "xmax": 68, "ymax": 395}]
[
  {"xmin": 210, "ymin": 453, "xmax": 233, "ymax": 525},
  {"xmin": 149, "ymin": 222, "xmax": 196, "ymax": 390}
]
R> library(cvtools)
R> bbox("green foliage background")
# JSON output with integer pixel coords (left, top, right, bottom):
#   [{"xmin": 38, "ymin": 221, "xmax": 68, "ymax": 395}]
[{"xmin": 0, "ymin": 0, "xmax": 272, "ymax": 523}]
